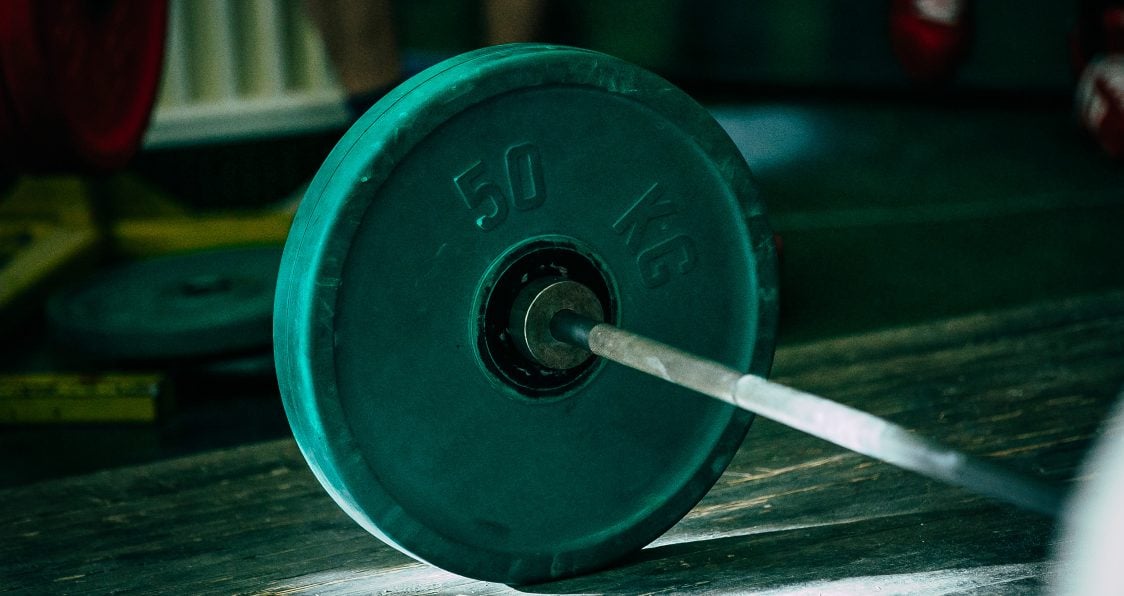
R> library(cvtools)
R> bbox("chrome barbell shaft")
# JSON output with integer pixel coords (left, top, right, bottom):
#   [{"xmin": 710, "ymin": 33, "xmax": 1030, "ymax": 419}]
[{"xmin": 550, "ymin": 310, "xmax": 1063, "ymax": 516}]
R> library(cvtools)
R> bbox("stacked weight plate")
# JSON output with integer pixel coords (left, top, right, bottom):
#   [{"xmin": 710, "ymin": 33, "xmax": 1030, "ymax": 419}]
[{"xmin": 48, "ymin": 247, "xmax": 282, "ymax": 365}]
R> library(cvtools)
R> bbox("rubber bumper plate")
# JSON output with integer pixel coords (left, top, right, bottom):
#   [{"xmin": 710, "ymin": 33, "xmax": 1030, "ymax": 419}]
[
  {"xmin": 48, "ymin": 247, "xmax": 282, "ymax": 361},
  {"xmin": 275, "ymin": 44, "xmax": 778, "ymax": 583}
]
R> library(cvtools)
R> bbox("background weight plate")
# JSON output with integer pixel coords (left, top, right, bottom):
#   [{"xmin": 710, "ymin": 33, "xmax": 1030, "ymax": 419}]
[
  {"xmin": 275, "ymin": 44, "xmax": 778, "ymax": 583},
  {"xmin": 48, "ymin": 247, "xmax": 281, "ymax": 361}
]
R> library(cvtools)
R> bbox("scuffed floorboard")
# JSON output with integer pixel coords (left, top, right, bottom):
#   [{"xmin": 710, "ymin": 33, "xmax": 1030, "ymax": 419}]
[{"xmin": 4, "ymin": 292, "xmax": 1124, "ymax": 594}]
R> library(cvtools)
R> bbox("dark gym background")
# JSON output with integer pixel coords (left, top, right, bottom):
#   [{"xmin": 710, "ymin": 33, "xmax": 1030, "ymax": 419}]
[{"xmin": 2, "ymin": 0, "xmax": 1121, "ymax": 489}]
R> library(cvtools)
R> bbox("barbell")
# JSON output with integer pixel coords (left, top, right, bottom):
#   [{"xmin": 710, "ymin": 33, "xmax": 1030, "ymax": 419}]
[{"xmin": 275, "ymin": 43, "xmax": 1060, "ymax": 584}]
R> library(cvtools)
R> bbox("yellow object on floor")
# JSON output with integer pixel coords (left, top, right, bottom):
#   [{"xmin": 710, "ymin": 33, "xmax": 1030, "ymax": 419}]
[{"xmin": 0, "ymin": 373, "xmax": 166, "ymax": 424}]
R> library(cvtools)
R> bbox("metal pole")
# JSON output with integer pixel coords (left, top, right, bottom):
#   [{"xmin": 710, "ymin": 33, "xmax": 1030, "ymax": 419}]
[{"xmin": 551, "ymin": 311, "xmax": 1063, "ymax": 517}]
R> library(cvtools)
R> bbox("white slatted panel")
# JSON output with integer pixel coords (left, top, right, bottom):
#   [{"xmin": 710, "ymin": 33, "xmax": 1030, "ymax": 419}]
[
  {"xmin": 239, "ymin": 0, "xmax": 287, "ymax": 97},
  {"xmin": 145, "ymin": 0, "xmax": 347, "ymax": 147}
]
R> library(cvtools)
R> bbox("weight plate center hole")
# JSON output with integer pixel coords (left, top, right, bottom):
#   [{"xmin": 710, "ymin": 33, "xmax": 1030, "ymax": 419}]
[
  {"xmin": 478, "ymin": 242, "xmax": 615, "ymax": 398},
  {"xmin": 509, "ymin": 279, "xmax": 603, "ymax": 370},
  {"xmin": 178, "ymin": 275, "xmax": 235, "ymax": 297}
]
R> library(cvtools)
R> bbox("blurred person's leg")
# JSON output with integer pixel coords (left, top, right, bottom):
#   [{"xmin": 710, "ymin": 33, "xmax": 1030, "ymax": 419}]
[
  {"xmin": 485, "ymin": 0, "xmax": 544, "ymax": 45},
  {"xmin": 305, "ymin": 0, "xmax": 401, "ymax": 119}
]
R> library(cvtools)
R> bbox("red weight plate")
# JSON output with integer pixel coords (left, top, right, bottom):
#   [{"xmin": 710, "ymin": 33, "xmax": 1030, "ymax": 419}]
[
  {"xmin": 0, "ymin": 0, "xmax": 167, "ymax": 171},
  {"xmin": 889, "ymin": 0, "xmax": 972, "ymax": 83}
]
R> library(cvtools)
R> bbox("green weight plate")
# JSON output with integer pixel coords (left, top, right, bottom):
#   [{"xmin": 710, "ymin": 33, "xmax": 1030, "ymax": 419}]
[
  {"xmin": 275, "ymin": 44, "xmax": 778, "ymax": 583},
  {"xmin": 48, "ymin": 247, "xmax": 281, "ymax": 361}
]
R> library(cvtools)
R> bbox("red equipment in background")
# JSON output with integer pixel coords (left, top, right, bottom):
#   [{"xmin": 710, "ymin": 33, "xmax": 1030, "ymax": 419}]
[{"xmin": 0, "ymin": 0, "xmax": 167, "ymax": 171}]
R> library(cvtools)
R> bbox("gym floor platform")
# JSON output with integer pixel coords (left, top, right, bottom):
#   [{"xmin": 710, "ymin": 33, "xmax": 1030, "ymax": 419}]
[
  {"xmin": 4, "ymin": 290, "xmax": 1122, "ymax": 593},
  {"xmin": 3, "ymin": 95, "xmax": 1124, "ymax": 592}
]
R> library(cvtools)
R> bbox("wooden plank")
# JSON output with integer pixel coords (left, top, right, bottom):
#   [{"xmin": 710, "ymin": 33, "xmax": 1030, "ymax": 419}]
[
  {"xmin": 0, "ymin": 223, "xmax": 100, "ymax": 330},
  {"xmin": 3, "ymin": 292, "xmax": 1123, "ymax": 594},
  {"xmin": 111, "ymin": 211, "xmax": 292, "ymax": 257}
]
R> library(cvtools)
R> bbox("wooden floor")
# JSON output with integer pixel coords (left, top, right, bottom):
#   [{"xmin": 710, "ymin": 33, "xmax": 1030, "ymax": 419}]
[{"xmin": 4, "ymin": 292, "xmax": 1124, "ymax": 594}]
